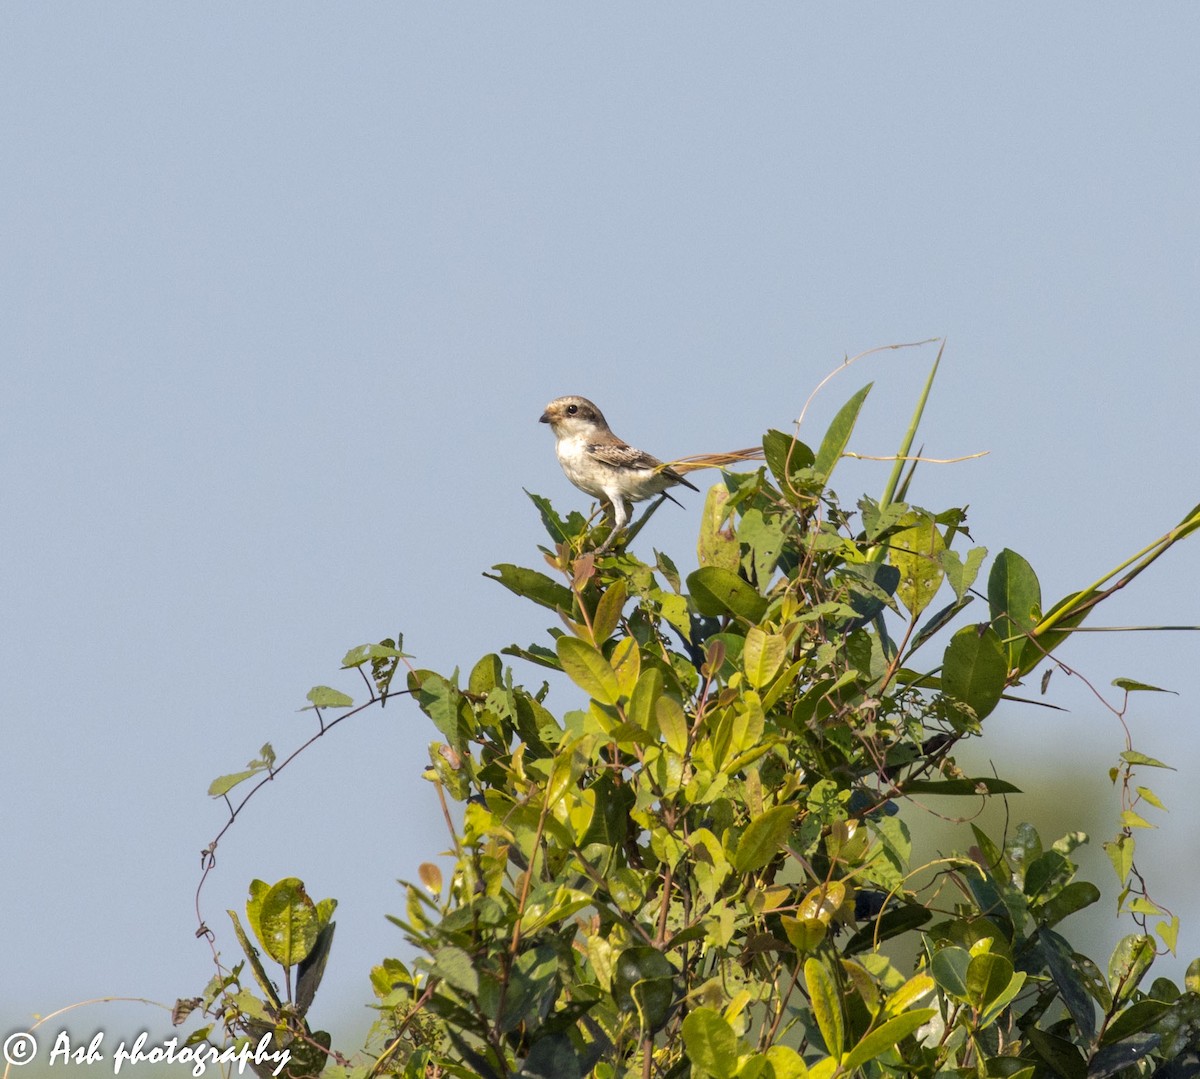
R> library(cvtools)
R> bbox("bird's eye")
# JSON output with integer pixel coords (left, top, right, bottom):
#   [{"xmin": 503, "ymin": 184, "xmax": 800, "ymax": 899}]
[{"xmin": 566, "ymin": 403, "xmax": 578, "ymax": 415}]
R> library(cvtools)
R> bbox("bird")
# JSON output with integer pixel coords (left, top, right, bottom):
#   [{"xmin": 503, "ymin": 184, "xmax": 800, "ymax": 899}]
[{"xmin": 539, "ymin": 395, "xmax": 698, "ymax": 551}]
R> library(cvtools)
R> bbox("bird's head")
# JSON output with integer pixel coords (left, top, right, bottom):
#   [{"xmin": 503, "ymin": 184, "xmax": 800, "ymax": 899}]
[{"xmin": 539, "ymin": 395, "xmax": 608, "ymax": 436}]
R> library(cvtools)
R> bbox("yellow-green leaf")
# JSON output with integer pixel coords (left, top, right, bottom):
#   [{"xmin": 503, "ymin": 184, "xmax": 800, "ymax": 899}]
[
  {"xmin": 556, "ymin": 636, "xmax": 621, "ymax": 706},
  {"xmin": 797, "ymin": 881, "xmax": 846, "ymax": 925},
  {"xmin": 1136, "ymin": 785, "xmax": 1166, "ymax": 811},
  {"xmin": 610, "ymin": 637, "xmax": 641, "ymax": 699},
  {"xmin": 764, "ymin": 1044, "xmax": 810, "ymax": 1079},
  {"xmin": 781, "ymin": 915, "xmax": 827, "ymax": 953},
  {"xmin": 681, "ymin": 1007, "xmax": 739, "ymax": 1079},
  {"xmin": 889, "ymin": 514, "xmax": 946, "ymax": 617},
  {"xmin": 804, "ymin": 957, "xmax": 844, "ymax": 1058},
  {"xmin": 732, "ymin": 804, "xmax": 795, "ymax": 873},
  {"xmin": 1158, "ymin": 915, "xmax": 1180, "ymax": 953},
  {"xmin": 1121, "ymin": 809, "xmax": 1154, "ymax": 830},
  {"xmin": 697, "ymin": 486, "xmax": 740, "ymax": 571},
  {"xmin": 591, "ymin": 578, "xmax": 628, "ymax": 643},
  {"xmin": 656, "ymin": 695, "xmax": 689, "ymax": 756},
  {"xmin": 885, "ymin": 973, "xmax": 935, "ymax": 1016},
  {"xmin": 743, "ymin": 626, "xmax": 787, "ymax": 688},
  {"xmin": 841, "ymin": 1010, "xmax": 937, "ymax": 1070},
  {"xmin": 1104, "ymin": 835, "xmax": 1134, "ymax": 882}
]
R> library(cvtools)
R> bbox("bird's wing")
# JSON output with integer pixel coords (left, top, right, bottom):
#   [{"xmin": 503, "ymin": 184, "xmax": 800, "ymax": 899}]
[
  {"xmin": 587, "ymin": 441, "xmax": 700, "ymax": 492},
  {"xmin": 587, "ymin": 441, "xmax": 664, "ymax": 471}
]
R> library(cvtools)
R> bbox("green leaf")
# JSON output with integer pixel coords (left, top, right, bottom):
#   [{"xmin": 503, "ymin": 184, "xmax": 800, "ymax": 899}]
[
  {"xmin": 763, "ymin": 429, "xmax": 817, "ymax": 500},
  {"xmin": 499, "ymin": 944, "xmax": 560, "ymax": 1033},
  {"xmin": 941, "ymin": 624, "xmax": 1007, "ymax": 721},
  {"xmin": 304, "ymin": 685, "xmax": 353, "ymax": 709},
  {"xmin": 931, "ymin": 946, "xmax": 971, "ymax": 1001},
  {"xmin": 902, "ymin": 777, "xmax": 1021, "ymax": 796},
  {"xmin": 743, "ymin": 626, "xmax": 786, "ymax": 688},
  {"xmin": 341, "ymin": 640, "xmax": 409, "ymax": 667},
  {"xmin": 1021, "ymin": 590, "xmax": 1091, "ymax": 675},
  {"xmin": 814, "ymin": 383, "xmax": 873, "ymax": 484},
  {"xmin": 738, "ymin": 507, "xmax": 788, "ymax": 584},
  {"xmin": 978, "ymin": 971, "xmax": 1027, "ymax": 1029},
  {"xmin": 681, "ymin": 1007, "xmax": 739, "ymax": 1079},
  {"xmin": 1120, "ymin": 750, "xmax": 1175, "ymax": 770},
  {"xmin": 839, "ymin": 561, "xmax": 900, "ymax": 623},
  {"xmin": 208, "ymin": 745, "xmax": 275, "ymax": 798},
  {"xmin": 843, "ymin": 904, "xmax": 931, "ymax": 956},
  {"xmin": 520, "ymin": 1033, "xmax": 584, "ymax": 1079},
  {"xmin": 628, "ymin": 666, "xmax": 663, "ymax": 733},
  {"xmin": 1100, "ymin": 998, "xmax": 1172, "ymax": 1045},
  {"xmin": 525, "ymin": 490, "xmax": 589, "ymax": 546},
  {"xmin": 1025, "ymin": 1028, "xmax": 1086, "ymax": 1079},
  {"xmin": 940, "ymin": 546, "xmax": 987, "ymax": 602},
  {"xmin": 1109, "ymin": 934, "xmax": 1156, "ymax": 1003},
  {"xmin": 612, "ymin": 946, "xmax": 674, "ymax": 1033},
  {"xmin": 804, "ymin": 956, "xmax": 844, "ymax": 1058},
  {"xmin": 1104, "ymin": 835, "xmax": 1134, "ymax": 883},
  {"xmin": 1041, "ymin": 881, "xmax": 1101, "ymax": 927},
  {"xmin": 860, "ymin": 496, "xmax": 910, "ymax": 542},
  {"xmin": 732, "ymin": 804, "xmax": 795, "ymax": 873},
  {"xmin": 1113, "ymin": 677, "xmax": 1174, "ymax": 694},
  {"xmin": 500, "ymin": 641, "xmax": 561, "ymax": 671},
  {"xmin": 433, "ymin": 944, "xmax": 480, "ymax": 997},
  {"xmin": 226, "ymin": 909, "xmax": 283, "ymax": 1008},
  {"xmin": 1087, "ymin": 1037, "xmax": 1163, "ymax": 1079},
  {"xmin": 207, "ymin": 767, "xmax": 266, "ymax": 798},
  {"xmin": 841, "ymin": 1009, "xmax": 936, "ymax": 1070},
  {"xmin": 468, "ymin": 653, "xmax": 502, "ymax": 694},
  {"xmin": 295, "ymin": 920, "xmax": 336, "ymax": 1014},
  {"xmin": 970, "ymin": 824, "xmax": 1008, "ymax": 876},
  {"xmin": 988, "ymin": 548, "xmax": 1041, "ymax": 671},
  {"xmin": 578, "ymin": 773, "xmax": 634, "ymax": 853},
  {"xmin": 556, "ymin": 636, "xmax": 622, "ymax": 706},
  {"xmin": 409, "ymin": 669, "xmax": 469, "ymax": 745},
  {"xmin": 687, "ymin": 565, "xmax": 769, "ymax": 622},
  {"xmin": 1039, "ymin": 928, "xmax": 1097, "ymax": 1041},
  {"xmin": 965, "ymin": 951, "xmax": 1016, "ymax": 1011},
  {"xmin": 254, "ymin": 877, "xmax": 323, "ymax": 969},
  {"xmin": 485, "ymin": 563, "xmax": 574, "ymax": 612}
]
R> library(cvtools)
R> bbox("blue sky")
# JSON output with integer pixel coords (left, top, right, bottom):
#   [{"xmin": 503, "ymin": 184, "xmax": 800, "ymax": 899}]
[{"xmin": 3, "ymin": 3, "xmax": 1199, "ymax": 1051}]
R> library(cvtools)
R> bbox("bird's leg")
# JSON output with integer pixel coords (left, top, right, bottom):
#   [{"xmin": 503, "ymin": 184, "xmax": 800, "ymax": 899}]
[
  {"xmin": 594, "ymin": 498, "xmax": 632, "ymax": 555},
  {"xmin": 592, "ymin": 499, "xmax": 617, "ymax": 554}
]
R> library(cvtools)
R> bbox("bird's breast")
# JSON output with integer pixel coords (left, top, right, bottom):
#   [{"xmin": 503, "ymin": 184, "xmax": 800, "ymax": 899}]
[{"xmin": 555, "ymin": 437, "xmax": 609, "ymax": 498}]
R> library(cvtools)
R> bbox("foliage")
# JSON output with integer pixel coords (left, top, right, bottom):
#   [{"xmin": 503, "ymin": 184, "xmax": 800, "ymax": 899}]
[{"xmin": 186, "ymin": 368, "xmax": 1200, "ymax": 1078}]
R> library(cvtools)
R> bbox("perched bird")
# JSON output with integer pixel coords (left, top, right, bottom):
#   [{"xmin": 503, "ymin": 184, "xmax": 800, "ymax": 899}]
[{"xmin": 539, "ymin": 395, "xmax": 698, "ymax": 550}]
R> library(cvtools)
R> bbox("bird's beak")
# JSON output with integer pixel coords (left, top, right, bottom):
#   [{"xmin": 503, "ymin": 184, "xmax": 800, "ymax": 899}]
[{"xmin": 539, "ymin": 412, "xmax": 551, "ymax": 424}]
